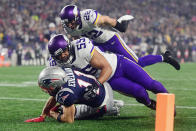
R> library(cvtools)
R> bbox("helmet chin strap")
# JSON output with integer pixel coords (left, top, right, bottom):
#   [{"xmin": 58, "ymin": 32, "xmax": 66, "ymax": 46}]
[
  {"xmin": 50, "ymin": 86, "xmax": 61, "ymax": 96},
  {"xmin": 63, "ymin": 54, "xmax": 73, "ymax": 65}
]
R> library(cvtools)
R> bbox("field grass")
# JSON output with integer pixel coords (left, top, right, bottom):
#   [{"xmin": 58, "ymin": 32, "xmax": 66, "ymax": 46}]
[{"xmin": 0, "ymin": 63, "xmax": 196, "ymax": 131}]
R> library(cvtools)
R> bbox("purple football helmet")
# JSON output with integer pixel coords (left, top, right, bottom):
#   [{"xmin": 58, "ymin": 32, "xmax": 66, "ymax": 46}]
[
  {"xmin": 59, "ymin": 5, "xmax": 81, "ymax": 30},
  {"xmin": 48, "ymin": 34, "xmax": 72, "ymax": 64}
]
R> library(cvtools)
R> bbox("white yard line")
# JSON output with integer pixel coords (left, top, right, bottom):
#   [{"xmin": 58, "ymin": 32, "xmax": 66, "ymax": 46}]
[
  {"xmin": 0, "ymin": 97, "xmax": 46, "ymax": 101},
  {"xmin": 1, "ymin": 83, "xmax": 196, "ymax": 92},
  {"xmin": 0, "ymin": 97, "xmax": 196, "ymax": 110},
  {"xmin": 125, "ymin": 103, "xmax": 196, "ymax": 109},
  {"xmin": 185, "ymin": 117, "xmax": 196, "ymax": 119},
  {"xmin": 156, "ymin": 78, "xmax": 196, "ymax": 81},
  {"xmin": 0, "ymin": 82, "xmax": 37, "ymax": 87}
]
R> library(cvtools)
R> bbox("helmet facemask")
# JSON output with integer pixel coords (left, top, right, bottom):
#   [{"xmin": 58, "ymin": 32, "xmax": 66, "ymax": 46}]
[
  {"xmin": 61, "ymin": 18, "xmax": 80, "ymax": 30},
  {"xmin": 52, "ymin": 44, "xmax": 73, "ymax": 65},
  {"xmin": 49, "ymin": 34, "xmax": 74, "ymax": 65},
  {"xmin": 38, "ymin": 67, "xmax": 68, "ymax": 96},
  {"xmin": 60, "ymin": 5, "xmax": 81, "ymax": 30}
]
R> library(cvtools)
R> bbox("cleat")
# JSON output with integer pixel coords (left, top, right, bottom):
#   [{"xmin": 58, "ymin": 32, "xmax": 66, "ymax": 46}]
[
  {"xmin": 162, "ymin": 51, "xmax": 180, "ymax": 70},
  {"xmin": 105, "ymin": 106, "xmax": 120, "ymax": 116},
  {"xmin": 113, "ymin": 99, "xmax": 124, "ymax": 108},
  {"xmin": 105, "ymin": 100, "xmax": 124, "ymax": 116},
  {"xmin": 147, "ymin": 99, "xmax": 156, "ymax": 110}
]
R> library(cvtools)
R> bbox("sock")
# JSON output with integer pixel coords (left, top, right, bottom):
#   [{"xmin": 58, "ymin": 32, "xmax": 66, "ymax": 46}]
[{"xmin": 138, "ymin": 55, "xmax": 162, "ymax": 67}]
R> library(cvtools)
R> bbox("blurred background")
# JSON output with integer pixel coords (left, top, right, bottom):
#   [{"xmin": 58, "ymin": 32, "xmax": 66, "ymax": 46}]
[{"xmin": 0, "ymin": 0, "xmax": 196, "ymax": 67}]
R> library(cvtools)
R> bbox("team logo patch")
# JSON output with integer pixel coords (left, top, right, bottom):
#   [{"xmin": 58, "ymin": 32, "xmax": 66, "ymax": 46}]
[{"xmin": 61, "ymin": 94, "xmax": 70, "ymax": 102}]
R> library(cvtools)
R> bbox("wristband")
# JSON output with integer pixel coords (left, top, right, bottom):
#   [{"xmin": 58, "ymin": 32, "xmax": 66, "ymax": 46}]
[
  {"xmin": 114, "ymin": 21, "xmax": 121, "ymax": 30},
  {"xmin": 114, "ymin": 21, "xmax": 127, "ymax": 32},
  {"xmin": 57, "ymin": 113, "xmax": 62, "ymax": 122}
]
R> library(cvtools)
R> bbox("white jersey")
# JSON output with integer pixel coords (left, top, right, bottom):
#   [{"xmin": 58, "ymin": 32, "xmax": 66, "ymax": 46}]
[
  {"xmin": 49, "ymin": 37, "xmax": 117, "ymax": 80},
  {"xmin": 64, "ymin": 9, "xmax": 116, "ymax": 43}
]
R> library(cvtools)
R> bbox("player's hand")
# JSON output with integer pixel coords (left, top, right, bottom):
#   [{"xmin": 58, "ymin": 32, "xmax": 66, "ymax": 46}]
[
  {"xmin": 115, "ymin": 15, "xmax": 134, "ymax": 32},
  {"xmin": 24, "ymin": 116, "xmax": 45, "ymax": 122},
  {"xmin": 83, "ymin": 80, "xmax": 102, "ymax": 100}
]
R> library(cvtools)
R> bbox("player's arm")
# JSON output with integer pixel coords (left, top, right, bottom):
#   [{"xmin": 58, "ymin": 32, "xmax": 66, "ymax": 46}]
[
  {"xmin": 50, "ymin": 105, "xmax": 75, "ymax": 123},
  {"xmin": 40, "ymin": 96, "xmax": 57, "ymax": 118},
  {"xmin": 25, "ymin": 96, "xmax": 56, "ymax": 122},
  {"xmin": 90, "ymin": 49, "xmax": 112, "ymax": 84},
  {"xmin": 51, "ymin": 89, "xmax": 76, "ymax": 123},
  {"xmin": 96, "ymin": 15, "xmax": 117, "ymax": 27},
  {"xmin": 96, "ymin": 14, "xmax": 130, "ymax": 32}
]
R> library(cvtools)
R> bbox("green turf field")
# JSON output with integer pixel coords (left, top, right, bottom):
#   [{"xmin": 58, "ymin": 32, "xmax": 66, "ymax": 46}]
[{"xmin": 0, "ymin": 63, "xmax": 196, "ymax": 131}]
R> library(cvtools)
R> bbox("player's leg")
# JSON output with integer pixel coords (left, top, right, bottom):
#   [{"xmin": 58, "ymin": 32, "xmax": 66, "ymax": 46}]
[
  {"xmin": 137, "ymin": 54, "xmax": 162, "ymax": 68},
  {"xmin": 93, "ymin": 34, "xmax": 139, "ymax": 63},
  {"xmin": 120, "ymin": 57, "xmax": 168, "ymax": 94},
  {"xmin": 74, "ymin": 104, "xmax": 104, "ymax": 119},
  {"xmin": 109, "ymin": 77, "xmax": 153, "ymax": 107},
  {"xmin": 103, "ymin": 82, "xmax": 123, "ymax": 116},
  {"xmin": 114, "ymin": 34, "xmax": 180, "ymax": 70},
  {"xmin": 138, "ymin": 51, "xmax": 180, "ymax": 70},
  {"xmin": 95, "ymin": 34, "xmax": 180, "ymax": 70}
]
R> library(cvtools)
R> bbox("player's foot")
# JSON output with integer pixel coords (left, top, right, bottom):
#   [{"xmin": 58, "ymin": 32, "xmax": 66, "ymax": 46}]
[
  {"xmin": 162, "ymin": 51, "xmax": 180, "ymax": 70},
  {"xmin": 113, "ymin": 99, "xmax": 124, "ymax": 108},
  {"xmin": 105, "ymin": 106, "xmax": 120, "ymax": 116},
  {"xmin": 147, "ymin": 99, "xmax": 156, "ymax": 110}
]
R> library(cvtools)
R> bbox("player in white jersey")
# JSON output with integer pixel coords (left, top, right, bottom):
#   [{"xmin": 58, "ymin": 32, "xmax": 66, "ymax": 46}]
[
  {"xmin": 59, "ymin": 5, "xmax": 180, "ymax": 70},
  {"xmin": 47, "ymin": 34, "xmax": 178, "ymax": 116},
  {"xmin": 49, "ymin": 35, "xmax": 116, "ymax": 83}
]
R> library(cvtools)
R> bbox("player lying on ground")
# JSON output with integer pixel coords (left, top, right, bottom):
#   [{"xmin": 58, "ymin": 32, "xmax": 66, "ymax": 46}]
[
  {"xmin": 48, "ymin": 34, "xmax": 177, "ymax": 116},
  {"xmin": 59, "ymin": 5, "xmax": 180, "ymax": 70},
  {"xmin": 25, "ymin": 67, "xmax": 123, "ymax": 123}
]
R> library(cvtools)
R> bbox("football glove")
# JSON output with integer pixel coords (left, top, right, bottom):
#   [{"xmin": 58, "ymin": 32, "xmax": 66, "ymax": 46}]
[
  {"xmin": 83, "ymin": 80, "xmax": 102, "ymax": 100},
  {"xmin": 114, "ymin": 15, "xmax": 134, "ymax": 32},
  {"xmin": 25, "ymin": 116, "xmax": 45, "ymax": 122}
]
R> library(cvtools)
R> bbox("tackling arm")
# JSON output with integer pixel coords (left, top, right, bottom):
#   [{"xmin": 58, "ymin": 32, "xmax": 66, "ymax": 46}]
[{"xmin": 90, "ymin": 49, "xmax": 112, "ymax": 84}]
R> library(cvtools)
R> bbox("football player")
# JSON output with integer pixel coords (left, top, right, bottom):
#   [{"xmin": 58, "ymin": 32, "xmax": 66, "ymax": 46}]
[
  {"xmin": 47, "ymin": 34, "xmax": 172, "ymax": 111},
  {"xmin": 25, "ymin": 66, "xmax": 123, "ymax": 123},
  {"xmin": 59, "ymin": 5, "xmax": 180, "ymax": 70}
]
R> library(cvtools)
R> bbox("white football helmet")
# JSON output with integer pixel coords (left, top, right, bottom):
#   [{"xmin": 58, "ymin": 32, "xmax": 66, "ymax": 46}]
[{"xmin": 38, "ymin": 66, "xmax": 68, "ymax": 95}]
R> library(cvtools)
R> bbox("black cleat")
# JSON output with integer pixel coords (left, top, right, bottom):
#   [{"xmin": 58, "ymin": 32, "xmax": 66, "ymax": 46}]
[
  {"xmin": 147, "ymin": 99, "xmax": 156, "ymax": 110},
  {"xmin": 163, "ymin": 51, "xmax": 180, "ymax": 70}
]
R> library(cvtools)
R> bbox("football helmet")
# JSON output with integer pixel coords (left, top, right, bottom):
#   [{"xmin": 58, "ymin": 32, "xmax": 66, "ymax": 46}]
[
  {"xmin": 38, "ymin": 66, "xmax": 68, "ymax": 96},
  {"xmin": 59, "ymin": 5, "xmax": 81, "ymax": 30},
  {"xmin": 48, "ymin": 34, "xmax": 73, "ymax": 65}
]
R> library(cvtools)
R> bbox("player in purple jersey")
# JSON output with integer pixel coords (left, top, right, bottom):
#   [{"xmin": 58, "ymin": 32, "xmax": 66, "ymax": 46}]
[
  {"xmin": 25, "ymin": 66, "xmax": 122, "ymax": 123},
  {"xmin": 47, "ymin": 34, "xmax": 178, "ymax": 116},
  {"xmin": 59, "ymin": 5, "xmax": 180, "ymax": 70}
]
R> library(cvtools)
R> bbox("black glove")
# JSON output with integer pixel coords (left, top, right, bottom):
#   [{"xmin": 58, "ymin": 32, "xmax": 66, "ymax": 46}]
[
  {"xmin": 83, "ymin": 80, "xmax": 102, "ymax": 100},
  {"xmin": 114, "ymin": 20, "xmax": 129, "ymax": 32}
]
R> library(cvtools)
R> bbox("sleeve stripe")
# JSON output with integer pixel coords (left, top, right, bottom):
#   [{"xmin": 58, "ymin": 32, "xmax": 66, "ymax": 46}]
[
  {"xmin": 90, "ymin": 46, "xmax": 95, "ymax": 56},
  {"xmin": 93, "ymin": 11, "xmax": 100, "ymax": 25}
]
